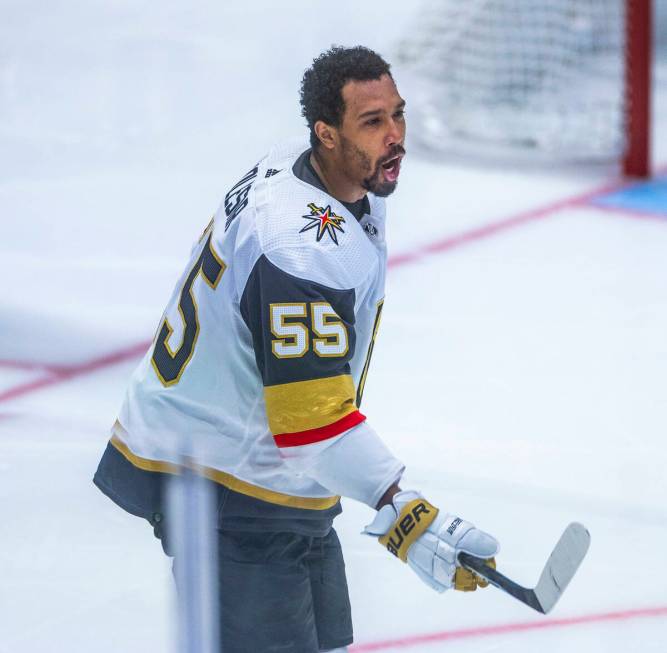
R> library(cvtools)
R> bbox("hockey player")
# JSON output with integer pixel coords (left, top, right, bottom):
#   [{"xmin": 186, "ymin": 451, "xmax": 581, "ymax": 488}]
[{"xmin": 94, "ymin": 46, "xmax": 499, "ymax": 652}]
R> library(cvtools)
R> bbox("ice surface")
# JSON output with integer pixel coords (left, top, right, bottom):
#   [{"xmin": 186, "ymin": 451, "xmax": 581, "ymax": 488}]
[{"xmin": 1, "ymin": 2, "xmax": 666, "ymax": 652}]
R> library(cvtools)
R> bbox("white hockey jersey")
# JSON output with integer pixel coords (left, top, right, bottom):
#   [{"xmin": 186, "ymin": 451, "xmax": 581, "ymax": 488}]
[{"xmin": 108, "ymin": 141, "xmax": 403, "ymax": 512}]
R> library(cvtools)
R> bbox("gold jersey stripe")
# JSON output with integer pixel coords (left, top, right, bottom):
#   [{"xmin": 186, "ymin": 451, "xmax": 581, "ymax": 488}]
[
  {"xmin": 264, "ymin": 374, "xmax": 357, "ymax": 435},
  {"xmin": 109, "ymin": 432, "xmax": 339, "ymax": 511}
]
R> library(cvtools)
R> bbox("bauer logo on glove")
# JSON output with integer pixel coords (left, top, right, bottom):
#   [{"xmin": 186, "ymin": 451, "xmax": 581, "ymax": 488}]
[
  {"xmin": 378, "ymin": 499, "xmax": 438, "ymax": 560},
  {"xmin": 364, "ymin": 490, "xmax": 500, "ymax": 594}
]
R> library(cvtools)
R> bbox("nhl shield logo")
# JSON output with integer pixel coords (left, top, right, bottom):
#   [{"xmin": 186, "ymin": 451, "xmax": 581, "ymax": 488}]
[{"xmin": 300, "ymin": 203, "xmax": 346, "ymax": 245}]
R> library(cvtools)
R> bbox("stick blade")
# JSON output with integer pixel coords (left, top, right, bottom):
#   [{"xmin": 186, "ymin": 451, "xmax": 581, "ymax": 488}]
[{"xmin": 533, "ymin": 522, "xmax": 591, "ymax": 614}]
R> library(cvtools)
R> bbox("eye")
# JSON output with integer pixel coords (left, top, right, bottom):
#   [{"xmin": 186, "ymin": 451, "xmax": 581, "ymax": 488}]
[
  {"xmin": 393, "ymin": 110, "xmax": 405, "ymax": 120},
  {"xmin": 366, "ymin": 117, "xmax": 381, "ymax": 127}
]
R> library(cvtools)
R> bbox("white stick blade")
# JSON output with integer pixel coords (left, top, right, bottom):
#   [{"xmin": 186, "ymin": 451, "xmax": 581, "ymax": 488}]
[{"xmin": 535, "ymin": 522, "xmax": 591, "ymax": 614}]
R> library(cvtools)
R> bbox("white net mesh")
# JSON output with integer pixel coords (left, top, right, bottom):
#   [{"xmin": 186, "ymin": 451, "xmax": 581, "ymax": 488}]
[{"xmin": 397, "ymin": 0, "xmax": 627, "ymax": 161}]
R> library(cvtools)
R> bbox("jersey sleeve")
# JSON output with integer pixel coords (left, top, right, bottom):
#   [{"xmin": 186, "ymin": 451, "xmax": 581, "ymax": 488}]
[
  {"xmin": 240, "ymin": 253, "xmax": 365, "ymax": 450},
  {"xmin": 240, "ymin": 251, "xmax": 404, "ymax": 507}
]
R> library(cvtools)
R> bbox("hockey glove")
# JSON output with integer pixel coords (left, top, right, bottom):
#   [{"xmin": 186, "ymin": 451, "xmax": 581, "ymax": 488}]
[{"xmin": 363, "ymin": 490, "xmax": 499, "ymax": 593}]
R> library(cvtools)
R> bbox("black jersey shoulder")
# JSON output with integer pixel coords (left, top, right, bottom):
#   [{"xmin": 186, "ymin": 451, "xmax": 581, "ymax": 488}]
[{"xmin": 239, "ymin": 254, "xmax": 356, "ymax": 387}]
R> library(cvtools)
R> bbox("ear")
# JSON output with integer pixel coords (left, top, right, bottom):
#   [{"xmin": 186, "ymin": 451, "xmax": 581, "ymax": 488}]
[{"xmin": 313, "ymin": 120, "xmax": 337, "ymax": 150}]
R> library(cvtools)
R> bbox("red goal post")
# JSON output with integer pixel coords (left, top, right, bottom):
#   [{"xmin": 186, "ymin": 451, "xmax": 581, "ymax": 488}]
[
  {"xmin": 397, "ymin": 0, "xmax": 653, "ymax": 178},
  {"xmin": 625, "ymin": 0, "xmax": 651, "ymax": 177}
]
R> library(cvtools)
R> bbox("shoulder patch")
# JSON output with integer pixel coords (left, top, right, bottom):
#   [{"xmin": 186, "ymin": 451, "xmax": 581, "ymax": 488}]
[
  {"xmin": 300, "ymin": 203, "xmax": 346, "ymax": 245},
  {"xmin": 363, "ymin": 222, "xmax": 378, "ymax": 237}
]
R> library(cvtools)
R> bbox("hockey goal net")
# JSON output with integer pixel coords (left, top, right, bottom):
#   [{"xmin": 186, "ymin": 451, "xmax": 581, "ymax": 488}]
[{"xmin": 397, "ymin": 0, "xmax": 652, "ymax": 176}]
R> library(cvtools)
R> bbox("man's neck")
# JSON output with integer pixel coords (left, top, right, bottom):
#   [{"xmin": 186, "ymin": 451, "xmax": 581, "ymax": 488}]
[{"xmin": 309, "ymin": 150, "xmax": 366, "ymax": 203}]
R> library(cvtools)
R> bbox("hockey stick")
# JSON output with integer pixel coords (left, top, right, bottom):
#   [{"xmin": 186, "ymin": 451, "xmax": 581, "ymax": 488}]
[{"xmin": 458, "ymin": 522, "xmax": 591, "ymax": 614}]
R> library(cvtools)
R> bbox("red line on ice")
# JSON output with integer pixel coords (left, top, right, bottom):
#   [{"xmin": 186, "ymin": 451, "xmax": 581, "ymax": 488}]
[
  {"xmin": 0, "ymin": 340, "xmax": 151, "ymax": 404},
  {"xmin": 350, "ymin": 606, "xmax": 667, "ymax": 651},
  {"xmin": 387, "ymin": 168, "xmax": 667, "ymax": 268},
  {"xmin": 1, "ymin": 167, "xmax": 665, "ymax": 404}
]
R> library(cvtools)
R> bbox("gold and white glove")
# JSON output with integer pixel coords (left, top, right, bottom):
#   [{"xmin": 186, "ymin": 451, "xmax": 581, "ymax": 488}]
[{"xmin": 363, "ymin": 490, "xmax": 499, "ymax": 593}]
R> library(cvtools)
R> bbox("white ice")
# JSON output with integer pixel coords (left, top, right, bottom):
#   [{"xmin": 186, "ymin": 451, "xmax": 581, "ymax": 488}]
[{"xmin": 1, "ymin": 2, "xmax": 666, "ymax": 652}]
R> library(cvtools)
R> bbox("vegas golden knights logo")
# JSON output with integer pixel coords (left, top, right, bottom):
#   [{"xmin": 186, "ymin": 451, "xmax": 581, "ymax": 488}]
[{"xmin": 300, "ymin": 203, "xmax": 346, "ymax": 245}]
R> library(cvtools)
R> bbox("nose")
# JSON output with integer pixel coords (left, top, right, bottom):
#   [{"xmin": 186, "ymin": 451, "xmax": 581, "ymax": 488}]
[{"xmin": 385, "ymin": 117, "xmax": 403, "ymax": 148}]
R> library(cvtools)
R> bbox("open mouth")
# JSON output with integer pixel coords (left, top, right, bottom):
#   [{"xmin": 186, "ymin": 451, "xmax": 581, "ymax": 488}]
[{"xmin": 381, "ymin": 155, "xmax": 402, "ymax": 183}]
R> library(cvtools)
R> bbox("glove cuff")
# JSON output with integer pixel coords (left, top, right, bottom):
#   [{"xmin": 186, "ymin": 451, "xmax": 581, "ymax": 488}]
[{"xmin": 378, "ymin": 498, "xmax": 439, "ymax": 562}]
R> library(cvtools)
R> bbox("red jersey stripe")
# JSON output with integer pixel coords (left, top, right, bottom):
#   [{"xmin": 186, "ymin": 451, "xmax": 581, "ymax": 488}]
[{"xmin": 274, "ymin": 410, "xmax": 366, "ymax": 448}]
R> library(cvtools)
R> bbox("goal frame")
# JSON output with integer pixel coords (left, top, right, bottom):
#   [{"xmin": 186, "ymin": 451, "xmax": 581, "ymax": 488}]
[{"xmin": 624, "ymin": 0, "xmax": 652, "ymax": 177}]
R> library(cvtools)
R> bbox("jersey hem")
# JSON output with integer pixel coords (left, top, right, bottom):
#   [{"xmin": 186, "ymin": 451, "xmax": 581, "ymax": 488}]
[
  {"xmin": 93, "ymin": 474, "xmax": 152, "ymax": 521},
  {"xmin": 109, "ymin": 434, "xmax": 340, "ymax": 511}
]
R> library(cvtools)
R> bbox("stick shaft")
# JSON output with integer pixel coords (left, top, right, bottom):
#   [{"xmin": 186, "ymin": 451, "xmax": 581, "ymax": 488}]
[{"xmin": 458, "ymin": 552, "xmax": 544, "ymax": 613}]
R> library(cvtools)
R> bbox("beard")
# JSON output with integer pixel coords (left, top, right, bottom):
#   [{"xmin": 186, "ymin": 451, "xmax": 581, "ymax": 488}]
[{"xmin": 340, "ymin": 137, "xmax": 405, "ymax": 198}]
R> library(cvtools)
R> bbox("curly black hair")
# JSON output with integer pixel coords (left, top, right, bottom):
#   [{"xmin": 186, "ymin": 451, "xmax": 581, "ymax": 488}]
[{"xmin": 300, "ymin": 46, "xmax": 392, "ymax": 149}]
